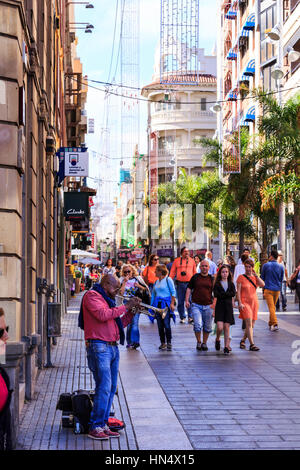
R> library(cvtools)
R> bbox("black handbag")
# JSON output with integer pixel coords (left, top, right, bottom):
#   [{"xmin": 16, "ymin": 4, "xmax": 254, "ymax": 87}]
[{"xmin": 288, "ymin": 276, "xmax": 297, "ymax": 291}]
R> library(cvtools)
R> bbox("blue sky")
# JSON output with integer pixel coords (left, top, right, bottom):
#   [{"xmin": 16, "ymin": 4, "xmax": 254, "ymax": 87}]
[
  {"xmin": 74, "ymin": 0, "xmax": 218, "ymax": 232},
  {"xmin": 75, "ymin": 0, "xmax": 218, "ymax": 153}
]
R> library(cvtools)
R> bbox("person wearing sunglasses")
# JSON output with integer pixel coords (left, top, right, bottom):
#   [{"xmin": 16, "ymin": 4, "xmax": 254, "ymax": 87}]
[
  {"xmin": 142, "ymin": 254, "xmax": 159, "ymax": 294},
  {"xmin": 120, "ymin": 264, "xmax": 150, "ymax": 350},
  {"xmin": 0, "ymin": 307, "xmax": 12, "ymax": 450}
]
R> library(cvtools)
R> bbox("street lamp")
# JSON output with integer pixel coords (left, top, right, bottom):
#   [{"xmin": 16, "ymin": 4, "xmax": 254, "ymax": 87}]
[
  {"xmin": 271, "ymin": 66, "xmax": 284, "ymax": 80},
  {"xmin": 66, "ymin": 2, "xmax": 94, "ymax": 7},
  {"xmin": 210, "ymin": 102, "xmax": 222, "ymax": 113},
  {"xmin": 287, "ymin": 46, "xmax": 300, "ymax": 64},
  {"xmin": 267, "ymin": 24, "xmax": 281, "ymax": 41},
  {"xmin": 69, "ymin": 22, "xmax": 94, "ymax": 28}
]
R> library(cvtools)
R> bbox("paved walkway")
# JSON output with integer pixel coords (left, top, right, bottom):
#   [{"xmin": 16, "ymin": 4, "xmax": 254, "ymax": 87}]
[
  {"xmin": 17, "ymin": 294, "xmax": 138, "ymax": 451},
  {"xmin": 139, "ymin": 293, "xmax": 300, "ymax": 450},
  {"xmin": 16, "ymin": 290, "xmax": 300, "ymax": 450}
]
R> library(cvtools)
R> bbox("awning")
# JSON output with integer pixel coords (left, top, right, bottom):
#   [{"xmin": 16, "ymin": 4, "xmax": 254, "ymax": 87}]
[
  {"xmin": 243, "ymin": 59, "xmax": 255, "ymax": 76},
  {"xmin": 240, "ymin": 29, "xmax": 250, "ymax": 38},
  {"xmin": 244, "ymin": 106, "xmax": 256, "ymax": 122},
  {"xmin": 240, "ymin": 118, "xmax": 250, "ymax": 127},
  {"xmin": 79, "ymin": 258, "xmax": 102, "ymax": 265},
  {"xmin": 71, "ymin": 249, "xmax": 99, "ymax": 258},
  {"xmin": 243, "ymin": 13, "xmax": 255, "ymax": 31},
  {"xmin": 227, "ymin": 48, "xmax": 237, "ymax": 60},
  {"xmin": 225, "ymin": 10, "xmax": 237, "ymax": 20},
  {"xmin": 227, "ymin": 91, "xmax": 238, "ymax": 101},
  {"xmin": 239, "ymin": 74, "xmax": 250, "ymax": 82}
]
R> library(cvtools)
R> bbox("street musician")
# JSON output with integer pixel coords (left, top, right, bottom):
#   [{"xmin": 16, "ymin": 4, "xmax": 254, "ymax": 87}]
[{"xmin": 80, "ymin": 274, "xmax": 140, "ymax": 441}]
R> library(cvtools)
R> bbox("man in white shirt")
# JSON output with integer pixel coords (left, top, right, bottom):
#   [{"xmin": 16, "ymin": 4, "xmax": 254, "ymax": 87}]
[
  {"xmin": 205, "ymin": 251, "xmax": 217, "ymax": 276},
  {"xmin": 84, "ymin": 265, "xmax": 91, "ymax": 289},
  {"xmin": 233, "ymin": 254, "xmax": 249, "ymax": 287},
  {"xmin": 237, "ymin": 248, "xmax": 254, "ymax": 265}
]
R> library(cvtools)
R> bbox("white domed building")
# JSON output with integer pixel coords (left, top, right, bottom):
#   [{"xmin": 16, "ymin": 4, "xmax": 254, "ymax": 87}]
[{"xmin": 141, "ymin": 47, "xmax": 220, "ymax": 259}]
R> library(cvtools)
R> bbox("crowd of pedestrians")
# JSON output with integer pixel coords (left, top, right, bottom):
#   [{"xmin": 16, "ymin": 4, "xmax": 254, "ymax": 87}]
[{"xmin": 69, "ymin": 247, "xmax": 300, "ymax": 356}]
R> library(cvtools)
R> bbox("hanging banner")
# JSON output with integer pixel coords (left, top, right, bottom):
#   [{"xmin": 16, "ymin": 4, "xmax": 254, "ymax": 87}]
[{"xmin": 150, "ymin": 131, "xmax": 159, "ymax": 227}]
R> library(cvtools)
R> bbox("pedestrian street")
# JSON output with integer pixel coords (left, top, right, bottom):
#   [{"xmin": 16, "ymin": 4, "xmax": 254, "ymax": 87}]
[{"xmin": 16, "ymin": 291, "xmax": 300, "ymax": 451}]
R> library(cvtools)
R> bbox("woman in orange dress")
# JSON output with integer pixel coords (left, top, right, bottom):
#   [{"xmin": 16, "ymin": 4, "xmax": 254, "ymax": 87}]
[{"xmin": 236, "ymin": 259, "xmax": 265, "ymax": 351}]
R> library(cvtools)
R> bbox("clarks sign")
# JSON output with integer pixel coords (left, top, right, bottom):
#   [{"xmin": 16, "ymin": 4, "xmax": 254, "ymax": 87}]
[{"xmin": 64, "ymin": 192, "xmax": 89, "ymax": 221}]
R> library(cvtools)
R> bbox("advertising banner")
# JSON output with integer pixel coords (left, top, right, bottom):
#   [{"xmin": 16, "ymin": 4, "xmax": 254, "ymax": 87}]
[{"xmin": 150, "ymin": 131, "xmax": 159, "ymax": 227}]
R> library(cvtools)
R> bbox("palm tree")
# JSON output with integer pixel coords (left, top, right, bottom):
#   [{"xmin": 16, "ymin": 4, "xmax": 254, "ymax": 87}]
[{"xmin": 254, "ymin": 90, "xmax": 300, "ymax": 263}]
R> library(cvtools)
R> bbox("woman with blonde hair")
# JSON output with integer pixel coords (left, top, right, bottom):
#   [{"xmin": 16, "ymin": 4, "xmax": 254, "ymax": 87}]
[{"xmin": 119, "ymin": 264, "xmax": 150, "ymax": 349}]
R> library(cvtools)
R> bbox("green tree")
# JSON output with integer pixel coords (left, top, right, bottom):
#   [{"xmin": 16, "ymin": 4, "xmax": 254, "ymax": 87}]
[{"xmin": 254, "ymin": 90, "xmax": 300, "ymax": 263}]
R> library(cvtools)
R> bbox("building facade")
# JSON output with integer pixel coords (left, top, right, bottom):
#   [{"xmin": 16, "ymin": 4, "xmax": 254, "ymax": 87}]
[
  {"xmin": 0, "ymin": 0, "xmax": 87, "ymax": 445},
  {"xmin": 141, "ymin": 48, "xmax": 219, "ymax": 259},
  {"xmin": 217, "ymin": 0, "xmax": 300, "ymax": 266}
]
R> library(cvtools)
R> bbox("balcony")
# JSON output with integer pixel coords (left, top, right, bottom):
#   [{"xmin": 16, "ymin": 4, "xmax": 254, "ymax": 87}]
[
  {"xmin": 157, "ymin": 147, "xmax": 215, "ymax": 169},
  {"xmin": 151, "ymin": 109, "xmax": 216, "ymax": 130}
]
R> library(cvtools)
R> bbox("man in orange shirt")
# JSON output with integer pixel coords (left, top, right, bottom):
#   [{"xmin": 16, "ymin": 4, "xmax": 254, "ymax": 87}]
[{"xmin": 169, "ymin": 247, "xmax": 196, "ymax": 323}]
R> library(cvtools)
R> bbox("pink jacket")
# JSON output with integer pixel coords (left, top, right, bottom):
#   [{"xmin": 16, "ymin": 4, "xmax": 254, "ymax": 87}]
[{"xmin": 82, "ymin": 290, "xmax": 134, "ymax": 342}]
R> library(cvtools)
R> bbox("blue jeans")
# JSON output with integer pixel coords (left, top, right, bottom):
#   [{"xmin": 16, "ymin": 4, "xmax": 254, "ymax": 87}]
[
  {"xmin": 176, "ymin": 281, "xmax": 192, "ymax": 319},
  {"xmin": 86, "ymin": 340, "xmax": 119, "ymax": 430},
  {"xmin": 126, "ymin": 313, "xmax": 140, "ymax": 345},
  {"xmin": 276, "ymin": 281, "xmax": 287, "ymax": 310},
  {"xmin": 190, "ymin": 303, "xmax": 213, "ymax": 333}
]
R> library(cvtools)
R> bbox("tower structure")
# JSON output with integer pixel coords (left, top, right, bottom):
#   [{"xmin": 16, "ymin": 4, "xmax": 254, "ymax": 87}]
[
  {"xmin": 118, "ymin": 0, "xmax": 140, "ymax": 251},
  {"xmin": 120, "ymin": 0, "xmax": 140, "ymax": 170},
  {"xmin": 160, "ymin": 0, "xmax": 200, "ymax": 84},
  {"xmin": 143, "ymin": 0, "xmax": 218, "ymax": 260}
]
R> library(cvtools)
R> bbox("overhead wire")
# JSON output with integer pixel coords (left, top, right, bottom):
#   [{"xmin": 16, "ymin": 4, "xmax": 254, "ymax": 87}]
[{"xmin": 71, "ymin": 75, "xmax": 300, "ymax": 105}]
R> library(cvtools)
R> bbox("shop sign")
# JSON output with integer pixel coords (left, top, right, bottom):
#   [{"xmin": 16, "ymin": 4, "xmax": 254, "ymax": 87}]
[
  {"xmin": 64, "ymin": 192, "xmax": 89, "ymax": 221},
  {"xmin": 64, "ymin": 150, "xmax": 89, "ymax": 177}
]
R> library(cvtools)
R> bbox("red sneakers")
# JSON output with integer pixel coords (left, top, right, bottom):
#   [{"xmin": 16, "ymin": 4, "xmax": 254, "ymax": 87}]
[
  {"xmin": 88, "ymin": 427, "xmax": 109, "ymax": 440},
  {"xmin": 104, "ymin": 424, "xmax": 120, "ymax": 438}
]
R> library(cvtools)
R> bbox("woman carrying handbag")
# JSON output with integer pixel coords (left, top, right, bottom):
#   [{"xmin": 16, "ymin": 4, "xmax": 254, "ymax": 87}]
[
  {"xmin": 119, "ymin": 264, "xmax": 151, "ymax": 349},
  {"xmin": 150, "ymin": 265, "xmax": 176, "ymax": 351},
  {"xmin": 289, "ymin": 259, "xmax": 300, "ymax": 311}
]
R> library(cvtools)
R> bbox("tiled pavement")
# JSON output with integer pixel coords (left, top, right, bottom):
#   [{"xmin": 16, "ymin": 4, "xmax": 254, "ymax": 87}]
[
  {"xmin": 17, "ymin": 290, "xmax": 300, "ymax": 450},
  {"xmin": 139, "ymin": 294, "xmax": 300, "ymax": 450}
]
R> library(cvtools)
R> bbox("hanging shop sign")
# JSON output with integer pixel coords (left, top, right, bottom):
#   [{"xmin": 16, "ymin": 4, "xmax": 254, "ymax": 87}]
[
  {"xmin": 71, "ymin": 218, "xmax": 90, "ymax": 233},
  {"xmin": 64, "ymin": 149, "xmax": 89, "ymax": 177},
  {"xmin": 64, "ymin": 192, "xmax": 89, "ymax": 221},
  {"xmin": 57, "ymin": 147, "xmax": 89, "ymax": 185}
]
